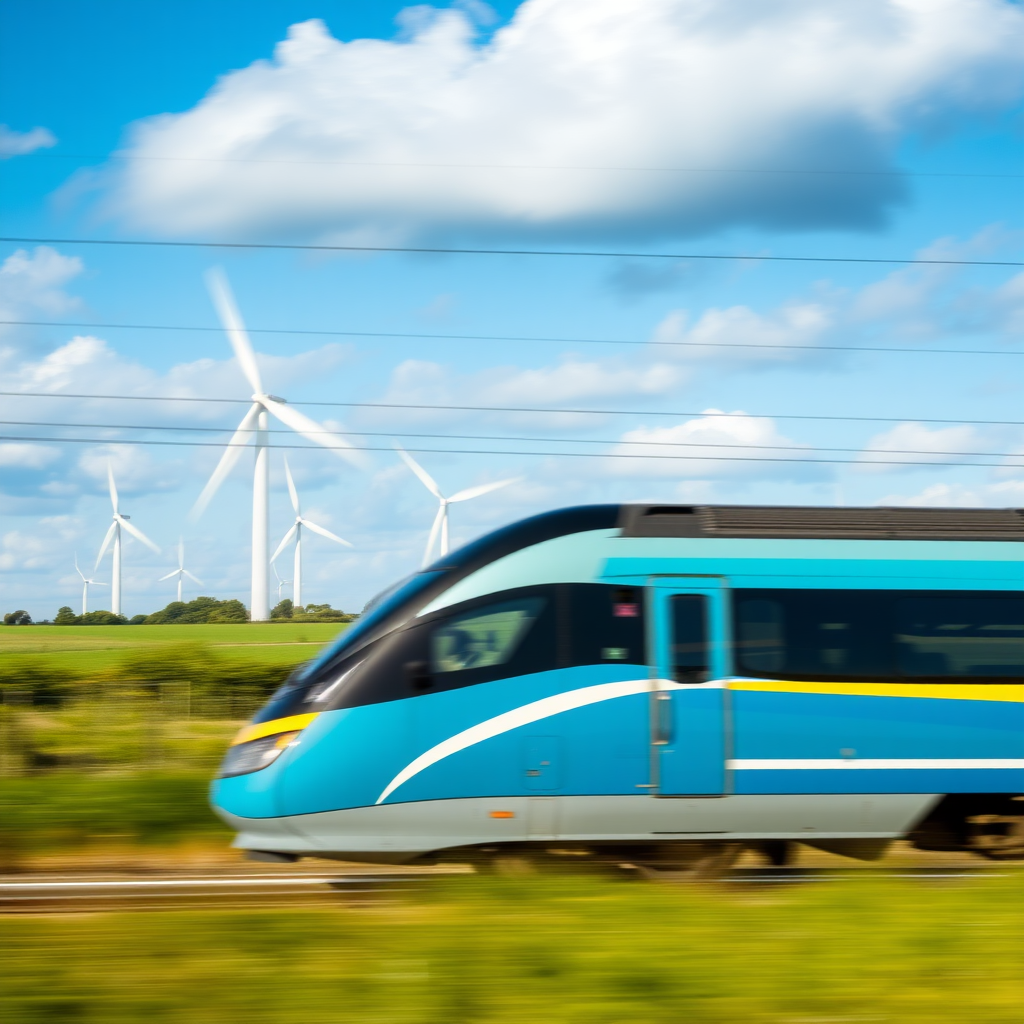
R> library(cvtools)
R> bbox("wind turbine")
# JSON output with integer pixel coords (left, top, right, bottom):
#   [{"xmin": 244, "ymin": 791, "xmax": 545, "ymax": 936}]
[
  {"xmin": 74, "ymin": 554, "xmax": 107, "ymax": 615},
  {"xmin": 396, "ymin": 447, "xmax": 519, "ymax": 568},
  {"xmin": 95, "ymin": 464, "xmax": 160, "ymax": 616},
  {"xmin": 190, "ymin": 267, "xmax": 366, "ymax": 621},
  {"xmin": 271, "ymin": 456, "xmax": 351, "ymax": 609},
  {"xmin": 159, "ymin": 539, "xmax": 204, "ymax": 603},
  {"xmin": 272, "ymin": 561, "xmax": 291, "ymax": 603}
]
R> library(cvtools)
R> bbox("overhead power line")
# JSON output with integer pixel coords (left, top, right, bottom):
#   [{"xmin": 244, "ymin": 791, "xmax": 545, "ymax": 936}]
[
  {"xmin": 1, "ymin": 390, "xmax": 1023, "ymax": 427},
  {"xmin": 2, "ymin": 236, "xmax": 1021, "ymax": 268},
  {"xmin": 3, "ymin": 318, "xmax": 1022, "ymax": 358},
  {"xmin": 4, "ymin": 433, "xmax": 1022, "ymax": 470},
  {"xmin": 3, "ymin": 417, "xmax": 1022, "ymax": 461},
  {"xmin": 23, "ymin": 153, "xmax": 1024, "ymax": 179}
]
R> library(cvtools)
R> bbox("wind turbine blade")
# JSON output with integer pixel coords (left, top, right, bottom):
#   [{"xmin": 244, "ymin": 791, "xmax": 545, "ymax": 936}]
[
  {"xmin": 183, "ymin": 570, "xmax": 204, "ymax": 586},
  {"xmin": 205, "ymin": 266, "xmax": 263, "ymax": 394},
  {"xmin": 118, "ymin": 517, "xmax": 161, "ymax": 554},
  {"xmin": 449, "ymin": 477, "xmax": 522, "ymax": 503},
  {"xmin": 92, "ymin": 581, "xmax": 108, "ymax": 587},
  {"xmin": 396, "ymin": 446, "xmax": 443, "ymax": 499},
  {"xmin": 423, "ymin": 504, "xmax": 445, "ymax": 569},
  {"xmin": 272, "ymin": 562, "xmax": 283, "ymax": 583},
  {"xmin": 158, "ymin": 570, "xmax": 180, "ymax": 582},
  {"xmin": 107, "ymin": 462, "xmax": 119, "ymax": 514},
  {"xmin": 188, "ymin": 402, "xmax": 262, "ymax": 522},
  {"xmin": 263, "ymin": 398, "xmax": 367, "ymax": 470},
  {"xmin": 95, "ymin": 521, "xmax": 117, "ymax": 570},
  {"xmin": 75, "ymin": 554, "xmax": 86, "ymax": 581},
  {"xmin": 300, "ymin": 518, "xmax": 352, "ymax": 547},
  {"xmin": 270, "ymin": 523, "xmax": 299, "ymax": 564},
  {"xmin": 283, "ymin": 456, "xmax": 300, "ymax": 514}
]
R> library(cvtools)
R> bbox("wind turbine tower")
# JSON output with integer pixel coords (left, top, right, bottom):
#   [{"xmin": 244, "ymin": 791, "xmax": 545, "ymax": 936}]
[
  {"xmin": 396, "ymin": 447, "xmax": 519, "ymax": 568},
  {"xmin": 74, "ymin": 554, "xmax": 107, "ymax": 616},
  {"xmin": 271, "ymin": 456, "xmax": 351, "ymax": 609},
  {"xmin": 160, "ymin": 540, "xmax": 204, "ymax": 603},
  {"xmin": 95, "ymin": 464, "xmax": 160, "ymax": 616},
  {"xmin": 190, "ymin": 268, "xmax": 365, "ymax": 621}
]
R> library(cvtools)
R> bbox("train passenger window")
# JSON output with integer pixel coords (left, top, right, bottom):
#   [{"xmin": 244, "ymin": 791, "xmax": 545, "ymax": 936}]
[
  {"xmin": 670, "ymin": 595, "xmax": 709, "ymax": 683},
  {"xmin": 895, "ymin": 597, "xmax": 1024, "ymax": 677},
  {"xmin": 735, "ymin": 599, "xmax": 784, "ymax": 673},
  {"xmin": 431, "ymin": 598, "xmax": 545, "ymax": 675},
  {"xmin": 733, "ymin": 589, "xmax": 1024, "ymax": 681}
]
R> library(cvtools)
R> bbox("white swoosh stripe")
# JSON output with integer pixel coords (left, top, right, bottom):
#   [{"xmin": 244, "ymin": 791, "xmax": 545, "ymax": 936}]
[
  {"xmin": 730, "ymin": 758, "xmax": 1024, "ymax": 771},
  {"xmin": 376, "ymin": 678, "xmax": 672, "ymax": 805}
]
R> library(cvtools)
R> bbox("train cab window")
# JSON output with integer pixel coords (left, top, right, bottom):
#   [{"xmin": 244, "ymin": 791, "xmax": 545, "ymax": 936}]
[
  {"xmin": 566, "ymin": 585, "xmax": 646, "ymax": 666},
  {"xmin": 895, "ymin": 596, "xmax": 1024, "ymax": 678},
  {"xmin": 431, "ymin": 598, "xmax": 545, "ymax": 675},
  {"xmin": 670, "ymin": 595, "xmax": 709, "ymax": 683}
]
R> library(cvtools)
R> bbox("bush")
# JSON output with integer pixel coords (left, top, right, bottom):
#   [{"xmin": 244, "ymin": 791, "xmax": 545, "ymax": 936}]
[
  {"xmin": 271, "ymin": 599, "xmax": 293, "ymax": 619},
  {"xmin": 79, "ymin": 610, "xmax": 128, "ymax": 625}
]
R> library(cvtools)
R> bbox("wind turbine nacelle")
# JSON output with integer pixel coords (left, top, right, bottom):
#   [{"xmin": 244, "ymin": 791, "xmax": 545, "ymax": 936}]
[{"xmin": 121, "ymin": 515, "xmax": 131, "ymax": 520}]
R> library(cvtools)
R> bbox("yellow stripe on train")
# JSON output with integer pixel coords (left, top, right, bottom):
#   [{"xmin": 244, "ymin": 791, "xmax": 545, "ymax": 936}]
[
  {"xmin": 232, "ymin": 712, "xmax": 320, "ymax": 746},
  {"xmin": 726, "ymin": 680, "xmax": 1024, "ymax": 702}
]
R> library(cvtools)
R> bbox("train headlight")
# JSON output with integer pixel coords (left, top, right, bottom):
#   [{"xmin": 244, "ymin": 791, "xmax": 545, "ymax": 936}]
[{"xmin": 218, "ymin": 731, "xmax": 299, "ymax": 779}]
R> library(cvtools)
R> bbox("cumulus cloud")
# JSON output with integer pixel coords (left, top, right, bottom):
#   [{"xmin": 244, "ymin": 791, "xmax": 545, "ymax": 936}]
[
  {"xmin": 605, "ymin": 409, "xmax": 820, "ymax": 480},
  {"xmin": 0, "ymin": 247, "xmax": 83, "ymax": 342},
  {"xmin": 651, "ymin": 302, "xmax": 832, "ymax": 364},
  {"xmin": 856, "ymin": 422, "xmax": 982, "ymax": 472},
  {"xmin": 109, "ymin": 0, "xmax": 1024, "ymax": 242},
  {"xmin": 0, "ymin": 443, "xmax": 61, "ymax": 469},
  {"xmin": 0, "ymin": 125, "xmax": 57, "ymax": 159}
]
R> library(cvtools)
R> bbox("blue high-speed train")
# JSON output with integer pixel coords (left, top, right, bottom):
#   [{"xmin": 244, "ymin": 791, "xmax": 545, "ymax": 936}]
[{"xmin": 211, "ymin": 504, "xmax": 1024, "ymax": 869}]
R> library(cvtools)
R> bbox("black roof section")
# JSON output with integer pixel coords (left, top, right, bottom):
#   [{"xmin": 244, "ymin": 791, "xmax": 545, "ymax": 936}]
[{"xmin": 618, "ymin": 504, "xmax": 1024, "ymax": 541}]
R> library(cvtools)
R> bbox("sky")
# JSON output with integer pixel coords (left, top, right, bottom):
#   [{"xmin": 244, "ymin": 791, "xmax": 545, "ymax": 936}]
[{"xmin": 0, "ymin": 0, "xmax": 1023, "ymax": 621}]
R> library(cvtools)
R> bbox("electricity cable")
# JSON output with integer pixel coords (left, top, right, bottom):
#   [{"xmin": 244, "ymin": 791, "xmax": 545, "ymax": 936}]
[
  {"xmin": 2, "ymin": 236, "xmax": 1021, "ymax": 268},
  {"xmin": 3, "ymin": 318, "xmax": 1022, "ymax": 357},
  {"xmin": 3, "ymin": 432, "xmax": 1022, "ymax": 469},
  {"xmin": 1, "ymin": 390, "xmax": 1022, "ymax": 427},
  {"xmin": 2, "ymin": 417, "xmax": 1021, "ymax": 460}
]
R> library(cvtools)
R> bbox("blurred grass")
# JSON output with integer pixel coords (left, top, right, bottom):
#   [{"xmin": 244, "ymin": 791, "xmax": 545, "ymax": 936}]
[
  {"xmin": 2, "ymin": 874, "xmax": 1023, "ymax": 1022},
  {"xmin": 0, "ymin": 622, "xmax": 345, "ymax": 674},
  {"xmin": 0, "ymin": 773, "xmax": 229, "ymax": 863},
  {"xmin": 0, "ymin": 626, "xmax": 349, "ymax": 862}
]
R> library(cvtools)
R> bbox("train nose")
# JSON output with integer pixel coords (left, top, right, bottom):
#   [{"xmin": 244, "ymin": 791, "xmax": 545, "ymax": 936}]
[{"xmin": 209, "ymin": 713, "xmax": 319, "ymax": 823}]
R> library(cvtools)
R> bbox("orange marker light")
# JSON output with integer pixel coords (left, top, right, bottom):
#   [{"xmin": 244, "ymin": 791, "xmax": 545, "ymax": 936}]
[{"xmin": 489, "ymin": 810, "xmax": 515, "ymax": 819}]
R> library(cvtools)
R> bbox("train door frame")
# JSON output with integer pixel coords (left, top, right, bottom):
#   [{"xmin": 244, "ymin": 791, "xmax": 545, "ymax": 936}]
[{"xmin": 647, "ymin": 575, "xmax": 730, "ymax": 796}]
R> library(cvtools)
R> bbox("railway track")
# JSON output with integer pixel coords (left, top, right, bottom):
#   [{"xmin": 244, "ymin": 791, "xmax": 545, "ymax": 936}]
[{"xmin": 1, "ymin": 865, "xmax": 1015, "ymax": 914}]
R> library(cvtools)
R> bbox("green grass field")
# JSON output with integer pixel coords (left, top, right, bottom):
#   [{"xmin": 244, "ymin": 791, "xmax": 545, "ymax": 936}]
[
  {"xmin": 0, "ymin": 622, "xmax": 347, "ymax": 673},
  {"xmin": 3, "ymin": 874, "xmax": 1023, "ymax": 1023}
]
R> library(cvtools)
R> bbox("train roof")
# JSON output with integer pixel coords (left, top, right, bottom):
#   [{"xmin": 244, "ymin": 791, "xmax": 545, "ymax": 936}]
[{"xmin": 440, "ymin": 505, "xmax": 1024, "ymax": 569}]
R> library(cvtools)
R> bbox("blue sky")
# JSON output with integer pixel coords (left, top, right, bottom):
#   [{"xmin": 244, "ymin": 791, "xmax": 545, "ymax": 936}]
[{"xmin": 1, "ymin": 0, "xmax": 1023, "ymax": 620}]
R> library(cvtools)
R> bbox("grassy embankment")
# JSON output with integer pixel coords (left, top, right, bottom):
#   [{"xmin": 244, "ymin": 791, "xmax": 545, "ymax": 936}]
[
  {"xmin": 3, "ymin": 874, "xmax": 1024, "ymax": 1022},
  {"xmin": 1, "ymin": 623, "xmax": 347, "ymax": 864}
]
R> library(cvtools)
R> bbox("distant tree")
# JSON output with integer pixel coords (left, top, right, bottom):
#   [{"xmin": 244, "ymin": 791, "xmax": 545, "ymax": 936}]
[
  {"xmin": 271, "ymin": 599, "xmax": 294, "ymax": 620},
  {"xmin": 128, "ymin": 614, "xmax": 147, "ymax": 625},
  {"xmin": 54, "ymin": 606, "xmax": 79, "ymax": 625},
  {"xmin": 294, "ymin": 602, "xmax": 354, "ymax": 623},
  {"xmin": 3, "ymin": 610, "xmax": 32, "ymax": 625},
  {"xmin": 144, "ymin": 596, "xmax": 248, "ymax": 624},
  {"xmin": 79, "ymin": 610, "xmax": 127, "ymax": 625}
]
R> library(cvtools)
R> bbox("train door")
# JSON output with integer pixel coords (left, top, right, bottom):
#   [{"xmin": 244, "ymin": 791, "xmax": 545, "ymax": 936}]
[{"xmin": 649, "ymin": 577, "xmax": 728, "ymax": 796}]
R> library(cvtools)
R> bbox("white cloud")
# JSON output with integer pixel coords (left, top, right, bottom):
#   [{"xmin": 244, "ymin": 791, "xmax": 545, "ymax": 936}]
[
  {"xmin": 0, "ymin": 125, "xmax": 57, "ymax": 159},
  {"xmin": 606, "ymin": 408, "xmax": 820, "ymax": 480},
  {"xmin": 110, "ymin": 0, "xmax": 1024, "ymax": 241},
  {"xmin": 856, "ymin": 422, "xmax": 981, "ymax": 472},
  {"xmin": 877, "ymin": 482, "xmax": 983, "ymax": 507},
  {"xmin": 651, "ymin": 302, "xmax": 832, "ymax": 364},
  {"xmin": 0, "ymin": 443, "xmax": 61, "ymax": 469},
  {"xmin": 0, "ymin": 247, "xmax": 83, "ymax": 335}
]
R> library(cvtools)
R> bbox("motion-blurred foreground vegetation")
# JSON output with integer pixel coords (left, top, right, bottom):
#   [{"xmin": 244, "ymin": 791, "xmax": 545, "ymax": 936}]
[
  {"xmin": 0, "ymin": 622, "xmax": 347, "ymax": 863},
  {"xmin": 3, "ymin": 874, "xmax": 1023, "ymax": 1023}
]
